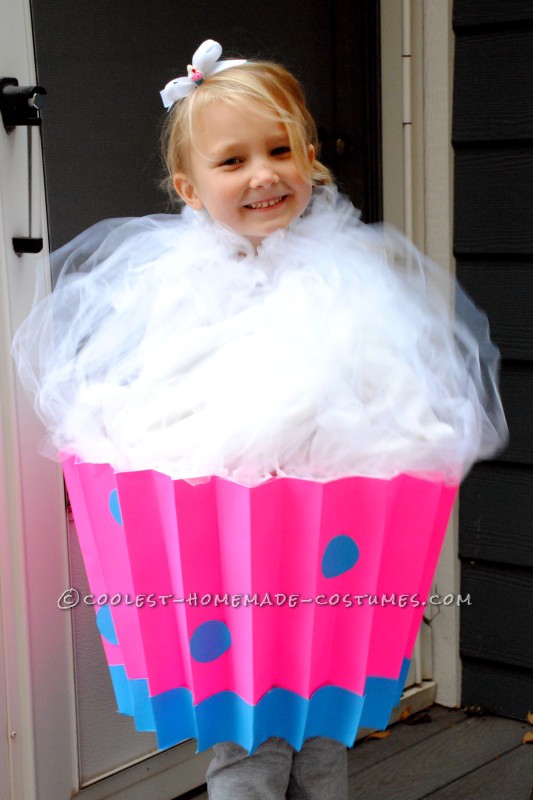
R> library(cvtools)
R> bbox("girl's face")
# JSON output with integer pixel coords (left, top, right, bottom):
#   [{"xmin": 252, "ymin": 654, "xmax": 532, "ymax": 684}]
[{"xmin": 173, "ymin": 98, "xmax": 315, "ymax": 248}]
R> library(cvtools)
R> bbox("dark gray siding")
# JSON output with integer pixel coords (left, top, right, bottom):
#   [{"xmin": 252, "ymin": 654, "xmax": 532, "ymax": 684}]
[{"xmin": 453, "ymin": 0, "xmax": 533, "ymax": 719}]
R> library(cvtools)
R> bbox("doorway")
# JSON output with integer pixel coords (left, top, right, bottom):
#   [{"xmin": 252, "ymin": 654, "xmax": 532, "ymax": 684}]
[
  {"xmin": 26, "ymin": 0, "xmax": 382, "ymax": 793},
  {"xmin": 31, "ymin": 0, "xmax": 381, "ymax": 249}
]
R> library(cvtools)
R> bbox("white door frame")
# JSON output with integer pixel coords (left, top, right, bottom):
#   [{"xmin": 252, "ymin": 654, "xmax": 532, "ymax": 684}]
[
  {"xmin": 1, "ymin": 4, "xmax": 71, "ymax": 798},
  {"xmin": 381, "ymin": 0, "xmax": 461, "ymax": 708}
]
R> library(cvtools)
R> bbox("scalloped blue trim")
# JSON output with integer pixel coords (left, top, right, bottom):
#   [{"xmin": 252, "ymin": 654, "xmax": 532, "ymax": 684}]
[
  {"xmin": 107, "ymin": 659, "xmax": 410, "ymax": 752},
  {"xmin": 359, "ymin": 658, "xmax": 411, "ymax": 730}
]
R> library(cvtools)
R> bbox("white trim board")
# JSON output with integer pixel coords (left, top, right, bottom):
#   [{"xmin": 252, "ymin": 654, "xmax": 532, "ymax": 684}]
[{"xmin": 380, "ymin": 0, "xmax": 460, "ymax": 708}]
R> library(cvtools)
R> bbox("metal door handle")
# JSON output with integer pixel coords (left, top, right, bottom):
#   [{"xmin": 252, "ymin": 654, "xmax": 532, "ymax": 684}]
[{"xmin": 1, "ymin": 77, "xmax": 46, "ymax": 255}]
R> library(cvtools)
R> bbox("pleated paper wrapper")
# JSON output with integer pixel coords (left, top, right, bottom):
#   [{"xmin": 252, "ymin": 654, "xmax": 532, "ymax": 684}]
[{"xmin": 62, "ymin": 456, "xmax": 457, "ymax": 753}]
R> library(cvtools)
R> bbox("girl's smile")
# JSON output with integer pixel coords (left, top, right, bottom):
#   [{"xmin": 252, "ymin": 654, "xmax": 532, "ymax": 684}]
[
  {"xmin": 173, "ymin": 98, "xmax": 315, "ymax": 247},
  {"xmin": 245, "ymin": 196, "xmax": 287, "ymax": 210}
]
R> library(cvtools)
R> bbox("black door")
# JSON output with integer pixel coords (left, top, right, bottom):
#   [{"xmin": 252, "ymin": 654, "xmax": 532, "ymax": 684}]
[
  {"xmin": 31, "ymin": 0, "xmax": 381, "ymax": 249},
  {"xmin": 29, "ymin": 2, "xmax": 382, "ymax": 784}
]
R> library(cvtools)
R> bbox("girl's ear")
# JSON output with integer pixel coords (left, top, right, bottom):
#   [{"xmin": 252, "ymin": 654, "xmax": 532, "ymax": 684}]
[
  {"xmin": 307, "ymin": 144, "xmax": 316, "ymax": 165},
  {"xmin": 173, "ymin": 173, "xmax": 204, "ymax": 210}
]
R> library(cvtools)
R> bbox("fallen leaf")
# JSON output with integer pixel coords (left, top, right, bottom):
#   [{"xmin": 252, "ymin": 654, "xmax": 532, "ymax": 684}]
[
  {"xmin": 405, "ymin": 712, "xmax": 432, "ymax": 726},
  {"xmin": 527, "ymin": 711, "xmax": 533, "ymax": 726},
  {"xmin": 522, "ymin": 732, "xmax": 533, "ymax": 745},
  {"xmin": 367, "ymin": 730, "xmax": 390, "ymax": 740},
  {"xmin": 398, "ymin": 706, "xmax": 412, "ymax": 721},
  {"xmin": 464, "ymin": 704, "xmax": 488, "ymax": 717}
]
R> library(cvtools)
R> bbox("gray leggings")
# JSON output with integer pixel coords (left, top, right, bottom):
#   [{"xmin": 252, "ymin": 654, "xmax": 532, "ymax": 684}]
[{"xmin": 206, "ymin": 736, "xmax": 348, "ymax": 800}]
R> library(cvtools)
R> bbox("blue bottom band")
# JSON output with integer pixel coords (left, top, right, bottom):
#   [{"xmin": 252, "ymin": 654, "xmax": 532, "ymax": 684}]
[{"xmin": 109, "ymin": 660, "xmax": 411, "ymax": 753}]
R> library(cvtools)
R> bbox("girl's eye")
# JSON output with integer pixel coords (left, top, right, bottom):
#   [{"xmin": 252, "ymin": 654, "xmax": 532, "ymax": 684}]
[
  {"xmin": 272, "ymin": 146, "xmax": 291, "ymax": 157},
  {"xmin": 220, "ymin": 157, "xmax": 242, "ymax": 167}
]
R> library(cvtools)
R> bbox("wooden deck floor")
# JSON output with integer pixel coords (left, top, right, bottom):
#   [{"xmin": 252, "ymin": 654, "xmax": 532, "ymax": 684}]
[
  {"xmin": 347, "ymin": 705, "xmax": 532, "ymax": 799},
  {"xmin": 181, "ymin": 705, "xmax": 533, "ymax": 799}
]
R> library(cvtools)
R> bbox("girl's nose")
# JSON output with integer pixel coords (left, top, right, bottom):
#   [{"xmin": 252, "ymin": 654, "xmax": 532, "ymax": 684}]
[{"xmin": 249, "ymin": 163, "xmax": 280, "ymax": 189}]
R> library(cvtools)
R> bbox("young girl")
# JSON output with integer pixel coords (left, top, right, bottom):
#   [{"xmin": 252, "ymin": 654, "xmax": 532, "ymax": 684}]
[{"xmin": 14, "ymin": 40, "xmax": 506, "ymax": 800}]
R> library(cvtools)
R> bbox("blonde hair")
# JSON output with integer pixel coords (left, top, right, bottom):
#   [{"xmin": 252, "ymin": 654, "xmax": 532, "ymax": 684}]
[{"xmin": 161, "ymin": 60, "xmax": 333, "ymax": 199}]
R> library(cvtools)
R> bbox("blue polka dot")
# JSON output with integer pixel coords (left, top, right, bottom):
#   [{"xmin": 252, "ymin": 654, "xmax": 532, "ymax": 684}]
[
  {"xmin": 322, "ymin": 535, "xmax": 360, "ymax": 578},
  {"xmin": 96, "ymin": 605, "xmax": 119, "ymax": 645},
  {"xmin": 109, "ymin": 489, "xmax": 123, "ymax": 525},
  {"xmin": 190, "ymin": 620, "xmax": 232, "ymax": 663}
]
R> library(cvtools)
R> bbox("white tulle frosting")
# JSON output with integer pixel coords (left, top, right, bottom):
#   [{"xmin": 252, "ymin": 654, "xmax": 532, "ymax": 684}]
[{"xmin": 13, "ymin": 187, "xmax": 507, "ymax": 484}]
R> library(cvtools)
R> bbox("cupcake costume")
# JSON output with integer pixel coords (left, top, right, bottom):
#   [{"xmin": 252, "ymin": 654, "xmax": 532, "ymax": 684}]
[{"xmin": 12, "ymin": 45, "xmax": 507, "ymax": 753}]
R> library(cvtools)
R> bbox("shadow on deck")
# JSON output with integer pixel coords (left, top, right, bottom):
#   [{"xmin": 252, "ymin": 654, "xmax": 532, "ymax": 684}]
[{"xmin": 182, "ymin": 705, "xmax": 533, "ymax": 799}]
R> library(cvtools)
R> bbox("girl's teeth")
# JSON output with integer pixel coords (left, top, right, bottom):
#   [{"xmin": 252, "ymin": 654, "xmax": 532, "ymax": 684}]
[{"xmin": 248, "ymin": 197, "xmax": 283, "ymax": 209}]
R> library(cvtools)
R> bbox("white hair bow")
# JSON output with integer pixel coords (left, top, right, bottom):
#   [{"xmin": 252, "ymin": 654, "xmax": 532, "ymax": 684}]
[{"xmin": 160, "ymin": 40, "xmax": 246, "ymax": 109}]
